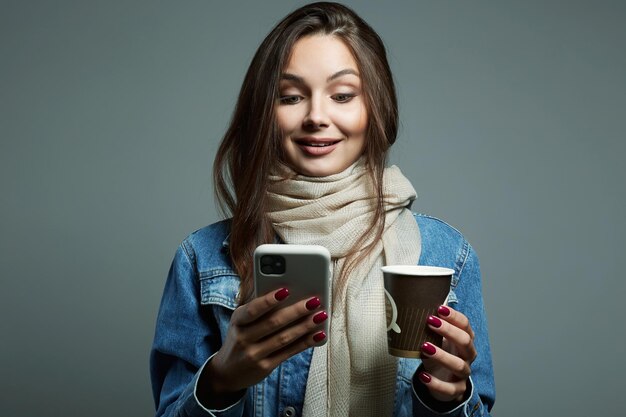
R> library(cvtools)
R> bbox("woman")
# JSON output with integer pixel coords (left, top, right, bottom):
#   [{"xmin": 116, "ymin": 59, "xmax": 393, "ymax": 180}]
[{"xmin": 150, "ymin": 2, "xmax": 495, "ymax": 416}]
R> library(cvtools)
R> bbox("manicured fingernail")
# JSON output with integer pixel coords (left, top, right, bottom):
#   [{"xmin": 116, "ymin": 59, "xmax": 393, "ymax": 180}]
[
  {"xmin": 418, "ymin": 372, "xmax": 431, "ymax": 384},
  {"xmin": 427, "ymin": 315, "xmax": 442, "ymax": 328},
  {"xmin": 306, "ymin": 297, "xmax": 321, "ymax": 310},
  {"xmin": 421, "ymin": 342, "xmax": 436, "ymax": 356},
  {"xmin": 313, "ymin": 331, "xmax": 326, "ymax": 342},
  {"xmin": 313, "ymin": 311, "xmax": 328, "ymax": 324},
  {"xmin": 438, "ymin": 305, "xmax": 450, "ymax": 317},
  {"xmin": 274, "ymin": 288, "xmax": 289, "ymax": 301}
]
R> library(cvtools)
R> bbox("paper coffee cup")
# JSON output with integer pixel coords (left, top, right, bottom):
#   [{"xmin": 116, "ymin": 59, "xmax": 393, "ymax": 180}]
[{"xmin": 382, "ymin": 265, "xmax": 453, "ymax": 358}]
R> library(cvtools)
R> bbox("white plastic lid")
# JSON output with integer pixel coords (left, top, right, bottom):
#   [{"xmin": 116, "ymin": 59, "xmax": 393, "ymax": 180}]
[{"xmin": 381, "ymin": 265, "xmax": 454, "ymax": 276}]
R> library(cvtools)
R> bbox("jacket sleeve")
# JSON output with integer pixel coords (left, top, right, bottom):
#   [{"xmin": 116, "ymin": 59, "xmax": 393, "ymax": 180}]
[
  {"xmin": 150, "ymin": 244, "xmax": 246, "ymax": 417},
  {"xmin": 411, "ymin": 243, "xmax": 496, "ymax": 417}
]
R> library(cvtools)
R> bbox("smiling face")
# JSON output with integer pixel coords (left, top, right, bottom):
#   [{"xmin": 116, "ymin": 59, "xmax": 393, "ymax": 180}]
[{"xmin": 276, "ymin": 35, "xmax": 368, "ymax": 177}]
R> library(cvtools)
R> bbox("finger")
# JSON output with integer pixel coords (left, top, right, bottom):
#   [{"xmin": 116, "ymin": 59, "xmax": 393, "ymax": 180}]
[
  {"xmin": 427, "ymin": 315, "xmax": 477, "ymax": 363},
  {"xmin": 417, "ymin": 371, "xmax": 466, "ymax": 403},
  {"xmin": 420, "ymin": 342, "xmax": 471, "ymax": 380},
  {"xmin": 251, "ymin": 309, "xmax": 328, "ymax": 358},
  {"xmin": 232, "ymin": 287, "xmax": 290, "ymax": 326},
  {"xmin": 243, "ymin": 296, "xmax": 325, "ymax": 342},
  {"xmin": 264, "ymin": 330, "xmax": 327, "ymax": 370},
  {"xmin": 437, "ymin": 305, "xmax": 475, "ymax": 340}
]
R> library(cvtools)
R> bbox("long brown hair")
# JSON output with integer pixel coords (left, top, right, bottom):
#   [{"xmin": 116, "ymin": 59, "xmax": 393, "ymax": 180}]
[{"xmin": 213, "ymin": 2, "xmax": 399, "ymax": 303}]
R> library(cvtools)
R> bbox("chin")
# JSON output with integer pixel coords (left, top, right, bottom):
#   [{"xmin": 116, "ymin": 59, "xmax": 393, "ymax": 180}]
[{"xmin": 295, "ymin": 161, "xmax": 350, "ymax": 177}]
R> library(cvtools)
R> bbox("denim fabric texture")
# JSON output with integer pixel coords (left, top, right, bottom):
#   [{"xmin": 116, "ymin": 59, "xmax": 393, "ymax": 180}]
[{"xmin": 150, "ymin": 214, "xmax": 495, "ymax": 417}]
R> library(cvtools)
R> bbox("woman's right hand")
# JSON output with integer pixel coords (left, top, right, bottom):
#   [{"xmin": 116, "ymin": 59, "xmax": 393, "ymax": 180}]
[{"xmin": 197, "ymin": 287, "xmax": 327, "ymax": 407}]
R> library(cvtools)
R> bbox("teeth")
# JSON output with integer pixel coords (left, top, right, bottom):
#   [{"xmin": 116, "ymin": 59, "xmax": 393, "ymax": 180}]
[{"xmin": 306, "ymin": 142, "xmax": 333, "ymax": 147}]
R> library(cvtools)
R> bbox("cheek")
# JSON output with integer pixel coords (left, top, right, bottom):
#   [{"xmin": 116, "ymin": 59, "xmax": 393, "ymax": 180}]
[
  {"xmin": 356, "ymin": 110, "xmax": 368, "ymax": 133},
  {"xmin": 337, "ymin": 106, "xmax": 367, "ymax": 135},
  {"xmin": 276, "ymin": 108, "xmax": 299, "ymax": 135},
  {"xmin": 275, "ymin": 110, "xmax": 287, "ymax": 133}
]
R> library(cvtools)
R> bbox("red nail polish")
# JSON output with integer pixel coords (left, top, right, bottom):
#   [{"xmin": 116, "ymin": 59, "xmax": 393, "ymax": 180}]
[
  {"xmin": 421, "ymin": 342, "xmax": 436, "ymax": 356},
  {"xmin": 418, "ymin": 372, "xmax": 431, "ymax": 384},
  {"xmin": 274, "ymin": 288, "xmax": 289, "ymax": 301},
  {"xmin": 438, "ymin": 305, "xmax": 450, "ymax": 317},
  {"xmin": 427, "ymin": 316, "xmax": 442, "ymax": 328},
  {"xmin": 313, "ymin": 331, "xmax": 326, "ymax": 342},
  {"xmin": 306, "ymin": 297, "xmax": 321, "ymax": 310},
  {"xmin": 313, "ymin": 311, "xmax": 328, "ymax": 324}
]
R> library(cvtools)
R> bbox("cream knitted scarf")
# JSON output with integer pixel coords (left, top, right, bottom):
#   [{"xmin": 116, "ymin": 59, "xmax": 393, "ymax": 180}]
[{"xmin": 266, "ymin": 159, "xmax": 421, "ymax": 417}]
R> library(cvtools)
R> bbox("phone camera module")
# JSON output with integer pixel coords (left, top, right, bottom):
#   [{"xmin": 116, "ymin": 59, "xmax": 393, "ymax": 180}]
[{"xmin": 260, "ymin": 255, "xmax": 286, "ymax": 275}]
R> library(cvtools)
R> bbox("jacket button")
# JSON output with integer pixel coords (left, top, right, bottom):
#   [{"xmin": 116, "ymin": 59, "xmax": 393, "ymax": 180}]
[{"xmin": 282, "ymin": 406, "xmax": 296, "ymax": 417}]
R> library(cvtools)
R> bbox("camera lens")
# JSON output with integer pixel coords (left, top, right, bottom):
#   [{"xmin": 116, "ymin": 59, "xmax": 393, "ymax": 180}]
[
  {"xmin": 260, "ymin": 255, "xmax": 274, "ymax": 266},
  {"xmin": 259, "ymin": 255, "xmax": 286, "ymax": 275}
]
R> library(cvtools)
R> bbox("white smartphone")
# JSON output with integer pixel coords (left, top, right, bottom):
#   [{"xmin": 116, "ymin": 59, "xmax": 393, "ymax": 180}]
[{"xmin": 253, "ymin": 244, "xmax": 332, "ymax": 342}]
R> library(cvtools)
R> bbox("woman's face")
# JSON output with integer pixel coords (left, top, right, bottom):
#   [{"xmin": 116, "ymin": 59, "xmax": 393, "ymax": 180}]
[{"xmin": 276, "ymin": 35, "xmax": 367, "ymax": 177}]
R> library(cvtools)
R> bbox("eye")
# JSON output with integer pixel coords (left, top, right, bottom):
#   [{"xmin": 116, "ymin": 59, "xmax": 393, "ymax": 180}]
[
  {"xmin": 332, "ymin": 93, "xmax": 356, "ymax": 103},
  {"xmin": 279, "ymin": 95, "xmax": 303, "ymax": 105}
]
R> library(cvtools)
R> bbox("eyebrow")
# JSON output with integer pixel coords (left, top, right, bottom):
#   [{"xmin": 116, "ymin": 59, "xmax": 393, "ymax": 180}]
[{"xmin": 280, "ymin": 68, "xmax": 359, "ymax": 84}]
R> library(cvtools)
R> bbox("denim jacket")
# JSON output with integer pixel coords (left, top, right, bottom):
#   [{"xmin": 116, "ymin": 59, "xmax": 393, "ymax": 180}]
[{"xmin": 150, "ymin": 214, "xmax": 495, "ymax": 417}]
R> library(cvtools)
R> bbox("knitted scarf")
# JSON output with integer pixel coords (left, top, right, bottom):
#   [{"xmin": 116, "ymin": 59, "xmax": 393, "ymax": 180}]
[{"xmin": 266, "ymin": 159, "xmax": 421, "ymax": 417}]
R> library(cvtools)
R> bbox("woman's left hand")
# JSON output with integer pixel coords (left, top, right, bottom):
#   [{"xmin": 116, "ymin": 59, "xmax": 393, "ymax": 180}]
[{"xmin": 417, "ymin": 305, "xmax": 477, "ymax": 403}]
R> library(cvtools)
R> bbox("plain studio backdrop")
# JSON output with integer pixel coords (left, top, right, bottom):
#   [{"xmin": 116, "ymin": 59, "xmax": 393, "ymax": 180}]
[{"xmin": 1, "ymin": 1, "xmax": 624, "ymax": 416}]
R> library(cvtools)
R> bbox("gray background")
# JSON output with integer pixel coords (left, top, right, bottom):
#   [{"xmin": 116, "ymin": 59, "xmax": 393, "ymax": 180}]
[{"xmin": 1, "ymin": 0, "xmax": 624, "ymax": 416}]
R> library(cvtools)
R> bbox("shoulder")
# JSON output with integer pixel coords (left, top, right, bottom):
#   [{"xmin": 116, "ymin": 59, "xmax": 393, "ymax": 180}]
[
  {"xmin": 413, "ymin": 213, "xmax": 476, "ymax": 289},
  {"xmin": 178, "ymin": 219, "xmax": 235, "ymax": 273},
  {"xmin": 413, "ymin": 213, "xmax": 468, "ymax": 256}
]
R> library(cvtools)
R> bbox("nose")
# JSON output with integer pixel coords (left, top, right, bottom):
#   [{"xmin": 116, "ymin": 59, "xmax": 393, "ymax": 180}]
[{"xmin": 303, "ymin": 95, "xmax": 330, "ymax": 129}]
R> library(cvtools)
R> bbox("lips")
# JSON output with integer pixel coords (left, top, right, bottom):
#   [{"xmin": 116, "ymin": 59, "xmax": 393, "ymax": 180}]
[{"xmin": 294, "ymin": 137, "xmax": 342, "ymax": 156}]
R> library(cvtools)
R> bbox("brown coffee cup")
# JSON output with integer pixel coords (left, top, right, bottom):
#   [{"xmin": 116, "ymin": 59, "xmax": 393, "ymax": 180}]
[{"xmin": 382, "ymin": 265, "xmax": 453, "ymax": 358}]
